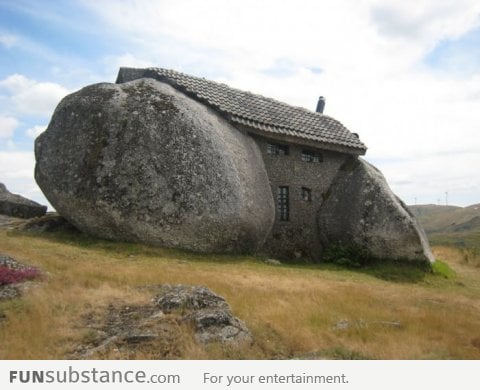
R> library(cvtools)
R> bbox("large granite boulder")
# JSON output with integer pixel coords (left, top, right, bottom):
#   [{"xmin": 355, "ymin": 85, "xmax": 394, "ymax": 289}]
[
  {"xmin": 0, "ymin": 183, "xmax": 47, "ymax": 219},
  {"xmin": 35, "ymin": 78, "xmax": 274, "ymax": 253},
  {"xmin": 317, "ymin": 158, "xmax": 434, "ymax": 264}
]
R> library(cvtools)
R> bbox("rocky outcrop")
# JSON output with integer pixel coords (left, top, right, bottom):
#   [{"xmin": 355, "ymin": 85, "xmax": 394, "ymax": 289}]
[
  {"xmin": 19, "ymin": 213, "xmax": 78, "ymax": 233},
  {"xmin": 0, "ymin": 183, "xmax": 47, "ymax": 219},
  {"xmin": 317, "ymin": 158, "xmax": 434, "ymax": 264},
  {"xmin": 35, "ymin": 78, "xmax": 275, "ymax": 254},
  {"xmin": 155, "ymin": 285, "xmax": 252, "ymax": 344},
  {"xmin": 72, "ymin": 284, "xmax": 251, "ymax": 358}
]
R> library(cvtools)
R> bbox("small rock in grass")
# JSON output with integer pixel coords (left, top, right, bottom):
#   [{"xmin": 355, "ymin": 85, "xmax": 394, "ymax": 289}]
[{"xmin": 264, "ymin": 259, "xmax": 282, "ymax": 266}]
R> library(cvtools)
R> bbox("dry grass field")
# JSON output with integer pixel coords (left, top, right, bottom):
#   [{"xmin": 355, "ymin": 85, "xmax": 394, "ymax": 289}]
[{"xmin": 1, "ymin": 229, "xmax": 480, "ymax": 360}]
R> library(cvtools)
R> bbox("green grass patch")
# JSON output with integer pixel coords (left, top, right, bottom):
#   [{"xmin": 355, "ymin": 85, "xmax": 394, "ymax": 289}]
[{"xmin": 431, "ymin": 260, "xmax": 456, "ymax": 279}]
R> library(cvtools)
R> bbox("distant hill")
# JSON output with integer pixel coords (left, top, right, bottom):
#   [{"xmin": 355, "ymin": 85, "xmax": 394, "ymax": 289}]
[{"xmin": 409, "ymin": 204, "xmax": 480, "ymax": 234}]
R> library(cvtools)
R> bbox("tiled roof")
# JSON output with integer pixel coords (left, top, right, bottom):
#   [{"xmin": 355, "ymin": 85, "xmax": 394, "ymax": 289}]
[{"xmin": 116, "ymin": 67, "xmax": 367, "ymax": 154}]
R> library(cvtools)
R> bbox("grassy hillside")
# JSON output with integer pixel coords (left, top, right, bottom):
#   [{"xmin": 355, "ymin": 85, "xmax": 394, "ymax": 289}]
[
  {"xmin": 1, "ymin": 228, "xmax": 480, "ymax": 359},
  {"xmin": 409, "ymin": 204, "xmax": 480, "ymax": 255},
  {"xmin": 409, "ymin": 204, "xmax": 480, "ymax": 234}
]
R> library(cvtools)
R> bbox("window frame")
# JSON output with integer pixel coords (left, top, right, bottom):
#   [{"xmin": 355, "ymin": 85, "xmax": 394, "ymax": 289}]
[
  {"xmin": 301, "ymin": 149, "xmax": 323, "ymax": 163},
  {"xmin": 277, "ymin": 186, "xmax": 290, "ymax": 221},
  {"xmin": 267, "ymin": 142, "xmax": 289, "ymax": 156}
]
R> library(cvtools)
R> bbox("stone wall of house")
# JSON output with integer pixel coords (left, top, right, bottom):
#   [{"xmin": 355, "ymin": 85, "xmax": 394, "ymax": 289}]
[{"xmin": 245, "ymin": 132, "xmax": 349, "ymax": 260}]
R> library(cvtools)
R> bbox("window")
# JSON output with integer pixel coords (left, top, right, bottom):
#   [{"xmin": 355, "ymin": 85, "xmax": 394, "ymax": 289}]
[
  {"xmin": 301, "ymin": 150, "xmax": 323, "ymax": 162},
  {"xmin": 267, "ymin": 143, "xmax": 289, "ymax": 156},
  {"xmin": 277, "ymin": 186, "xmax": 289, "ymax": 221},
  {"xmin": 301, "ymin": 187, "xmax": 312, "ymax": 202}
]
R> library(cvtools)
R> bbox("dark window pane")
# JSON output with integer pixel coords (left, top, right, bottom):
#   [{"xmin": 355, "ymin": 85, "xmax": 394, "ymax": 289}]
[
  {"xmin": 301, "ymin": 187, "xmax": 312, "ymax": 202},
  {"xmin": 301, "ymin": 150, "xmax": 323, "ymax": 162},
  {"xmin": 268, "ymin": 143, "xmax": 289, "ymax": 156}
]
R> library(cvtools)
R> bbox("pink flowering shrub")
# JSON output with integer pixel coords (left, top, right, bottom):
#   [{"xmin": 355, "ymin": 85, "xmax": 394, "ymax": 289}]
[{"xmin": 0, "ymin": 266, "xmax": 40, "ymax": 286}]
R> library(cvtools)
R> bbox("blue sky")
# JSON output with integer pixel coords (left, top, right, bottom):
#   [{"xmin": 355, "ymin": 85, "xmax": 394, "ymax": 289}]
[
  {"xmin": 426, "ymin": 26, "xmax": 480, "ymax": 76},
  {"xmin": 1, "ymin": 0, "xmax": 480, "ymax": 207}
]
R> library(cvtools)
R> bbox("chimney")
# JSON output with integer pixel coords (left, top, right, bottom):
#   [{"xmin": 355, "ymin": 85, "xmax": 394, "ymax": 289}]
[{"xmin": 316, "ymin": 96, "xmax": 325, "ymax": 113}]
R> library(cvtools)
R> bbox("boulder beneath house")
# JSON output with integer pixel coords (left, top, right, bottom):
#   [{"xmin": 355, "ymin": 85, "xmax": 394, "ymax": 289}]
[
  {"xmin": 0, "ymin": 183, "xmax": 47, "ymax": 219},
  {"xmin": 317, "ymin": 158, "xmax": 434, "ymax": 264},
  {"xmin": 34, "ymin": 78, "xmax": 274, "ymax": 253}
]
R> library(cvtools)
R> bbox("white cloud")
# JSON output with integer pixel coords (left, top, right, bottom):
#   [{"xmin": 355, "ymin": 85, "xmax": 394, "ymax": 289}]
[
  {"xmin": 0, "ymin": 74, "xmax": 69, "ymax": 116},
  {"xmin": 369, "ymin": 0, "xmax": 480, "ymax": 41},
  {"xmin": 105, "ymin": 52, "xmax": 155, "ymax": 70},
  {"xmin": 26, "ymin": 124, "xmax": 46, "ymax": 139},
  {"xmin": 0, "ymin": 33, "xmax": 18, "ymax": 48},
  {"xmin": 0, "ymin": 115, "xmax": 18, "ymax": 140},
  {"xmin": 0, "ymin": 151, "xmax": 34, "ymax": 179},
  {"xmin": 0, "ymin": 151, "xmax": 51, "ymax": 208},
  {"xmin": 85, "ymin": 0, "xmax": 480, "ymax": 73},
  {"xmin": 372, "ymin": 151, "xmax": 480, "ymax": 206}
]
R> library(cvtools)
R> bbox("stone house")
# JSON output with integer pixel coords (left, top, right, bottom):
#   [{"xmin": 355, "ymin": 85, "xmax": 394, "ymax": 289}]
[
  {"xmin": 35, "ymin": 67, "xmax": 433, "ymax": 264},
  {"xmin": 116, "ymin": 68, "xmax": 367, "ymax": 260}
]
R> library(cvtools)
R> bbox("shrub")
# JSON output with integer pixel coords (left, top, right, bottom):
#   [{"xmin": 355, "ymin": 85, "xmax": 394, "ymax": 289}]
[
  {"xmin": 322, "ymin": 244, "xmax": 371, "ymax": 267},
  {"xmin": 0, "ymin": 266, "xmax": 40, "ymax": 286}
]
